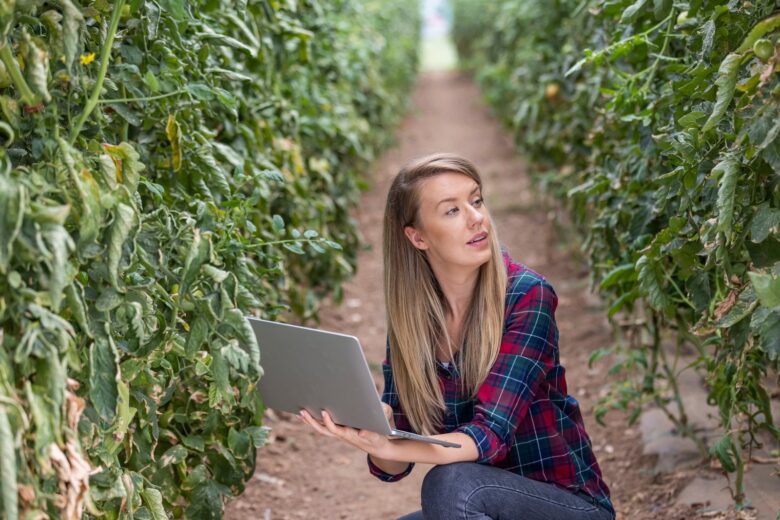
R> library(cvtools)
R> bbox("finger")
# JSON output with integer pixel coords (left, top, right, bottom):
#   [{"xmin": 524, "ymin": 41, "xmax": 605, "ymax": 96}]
[
  {"xmin": 321, "ymin": 410, "xmax": 351, "ymax": 437},
  {"xmin": 300, "ymin": 410, "xmax": 337, "ymax": 438}
]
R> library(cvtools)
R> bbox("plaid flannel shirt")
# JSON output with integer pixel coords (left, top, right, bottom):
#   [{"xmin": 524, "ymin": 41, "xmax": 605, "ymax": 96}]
[{"xmin": 367, "ymin": 247, "xmax": 614, "ymax": 515}]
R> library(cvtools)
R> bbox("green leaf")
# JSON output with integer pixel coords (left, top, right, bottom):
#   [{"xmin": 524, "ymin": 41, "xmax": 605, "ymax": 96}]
[
  {"xmin": 96, "ymin": 287, "xmax": 123, "ymax": 312},
  {"xmin": 224, "ymin": 308, "xmax": 261, "ymax": 374},
  {"xmin": 23, "ymin": 31, "xmax": 50, "ymax": 103},
  {"xmin": 186, "ymin": 83, "xmax": 213, "ymax": 100},
  {"xmin": 754, "ymin": 309, "xmax": 780, "ymax": 360},
  {"xmin": 140, "ymin": 488, "xmax": 169, "ymax": 520},
  {"xmin": 144, "ymin": 70, "xmax": 160, "ymax": 93},
  {"xmin": 620, "ymin": 0, "xmax": 649, "ymax": 23},
  {"xmin": 245, "ymin": 426, "xmax": 271, "ymax": 449},
  {"xmin": 157, "ymin": 0, "xmax": 189, "ymax": 21},
  {"xmin": 701, "ymin": 53, "xmax": 741, "ymax": 133},
  {"xmin": 42, "ymin": 227, "xmax": 75, "ymax": 311},
  {"xmin": 713, "ymin": 156, "xmax": 739, "ymax": 240},
  {"xmin": 0, "ymin": 175, "xmax": 25, "ymax": 273},
  {"xmin": 181, "ymin": 229, "xmax": 210, "ymax": 292},
  {"xmin": 104, "ymin": 379, "xmax": 136, "ymax": 455},
  {"xmin": 735, "ymin": 13, "xmax": 780, "ymax": 53},
  {"xmin": 186, "ymin": 317, "xmax": 209, "ymax": 356},
  {"xmin": 636, "ymin": 255, "xmax": 669, "ymax": 311},
  {"xmin": 272, "ymin": 214, "xmax": 284, "ymax": 231},
  {"xmin": 160, "ymin": 444, "xmax": 188, "ymax": 467},
  {"xmin": 749, "ymin": 203, "xmax": 780, "ymax": 243},
  {"xmin": 182, "ymin": 435, "xmax": 205, "ymax": 452},
  {"xmin": 221, "ymin": 340, "xmax": 250, "ymax": 373},
  {"xmin": 283, "ymin": 242, "xmax": 305, "ymax": 255},
  {"xmin": 747, "ymin": 271, "xmax": 780, "ymax": 310},
  {"xmin": 324, "ymin": 239, "xmax": 342, "ymax": 251},
  {"xmin": 0, "ymin": 402, "xmax": 18, "ymax": 520},
  {"xmin": 65, "ymin": 283, "xmax": 92, "ymax": 337},
  {"xmin": 228, "ymin": 427, "xmax": 251, "ymax": 458},
  {"xmin": 185, "ymin": 481, "xmax": 229, "ymax": 519},
  {"xmin": 600, "ymin": 263, "xmax": 637, "ymax": 289},
  {"xmin": 653, "ymin": 0, "xmax": 672, "ymax": 20},
  {"xmin": 107, "ymin": 203, "xmax": 136, "ymax": 291},
  {"xmin": 210, "ymin": 349, "xmax": 235, "ymax": 408},
  {"xmin": 709, "ymin": 435, "xmax": 737, "ymax": 472},
  {"xmin": 90, "ymin": 335, "xmax": 119, "ymax": 422},
  {"xmin": 677, "ymin": 111, "xmax": 706, "ymax": 128}
]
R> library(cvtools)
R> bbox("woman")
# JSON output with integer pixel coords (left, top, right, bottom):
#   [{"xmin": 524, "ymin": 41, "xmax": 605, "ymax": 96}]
[{"xmin": 300, "ymin": 153, "xmax": 614, "ymax": 519}]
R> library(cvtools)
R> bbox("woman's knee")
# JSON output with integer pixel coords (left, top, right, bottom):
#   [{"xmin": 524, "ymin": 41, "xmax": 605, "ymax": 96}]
[{"xmin": 421, "ymin": 463, "xmax": 474, "ymax": 517}]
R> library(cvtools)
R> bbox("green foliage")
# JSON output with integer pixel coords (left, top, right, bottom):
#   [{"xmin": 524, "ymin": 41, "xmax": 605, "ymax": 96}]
[
  {"xmin": 455, "ymin": 0, "xmax": 780, "ymax": 505},
  {"xmin": 0, "ymin": 0, "xmax": 420, "ymax": 518}
]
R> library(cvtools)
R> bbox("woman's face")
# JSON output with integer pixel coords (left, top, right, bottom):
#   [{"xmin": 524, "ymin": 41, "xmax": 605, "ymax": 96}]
[{"xmin": 403, "ymin": 172, "xmax": 492, "ymax": 272}]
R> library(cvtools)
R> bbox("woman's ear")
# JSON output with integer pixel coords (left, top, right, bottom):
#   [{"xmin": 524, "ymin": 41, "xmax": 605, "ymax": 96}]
[{"xmin": 403, "ymin": 225, "xmax": 429, "ymax": 251}]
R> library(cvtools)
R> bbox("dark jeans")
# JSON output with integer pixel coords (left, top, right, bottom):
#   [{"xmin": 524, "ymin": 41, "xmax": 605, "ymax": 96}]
[{"xmin": 397, "ymin": 462, "xmax": 615, "ymax": 520}]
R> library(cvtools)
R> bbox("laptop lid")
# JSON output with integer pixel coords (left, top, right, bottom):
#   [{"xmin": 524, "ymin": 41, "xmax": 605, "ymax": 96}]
[{"xmin": 247, "ymin": 317, "xmax": 393, "ymax": 435}]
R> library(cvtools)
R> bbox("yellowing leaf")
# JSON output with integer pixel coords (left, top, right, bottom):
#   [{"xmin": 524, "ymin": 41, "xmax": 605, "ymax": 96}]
[{"xmin": 166, "ymin": 114, "xmax": 182, "ymax": 172}]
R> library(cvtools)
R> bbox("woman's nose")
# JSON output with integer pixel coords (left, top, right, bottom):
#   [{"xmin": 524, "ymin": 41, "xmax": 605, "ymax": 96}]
[{"xmin": 467, "ymin": 206, "xmax": 484, "ymax": 226}]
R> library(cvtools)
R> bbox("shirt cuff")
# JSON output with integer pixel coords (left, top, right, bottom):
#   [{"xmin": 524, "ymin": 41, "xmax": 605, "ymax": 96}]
[
  {"xmin": 455, "ymin": 422, "xmax": 504, "ymax": 464},
  {"xmin": 367, "ymin": 453, "xmax": 414, "ymax": 482}
]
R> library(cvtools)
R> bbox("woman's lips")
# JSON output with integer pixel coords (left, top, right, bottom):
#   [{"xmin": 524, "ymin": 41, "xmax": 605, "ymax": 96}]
[{"xmin": 467, "ymin": 232, "xmax": 488, "ymax": 247}]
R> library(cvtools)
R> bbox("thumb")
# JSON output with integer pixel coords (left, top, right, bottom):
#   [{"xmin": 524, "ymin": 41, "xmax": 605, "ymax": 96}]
[{"xmin": 381, "ymin": 403, "xmax": 394, "ymax": 424}]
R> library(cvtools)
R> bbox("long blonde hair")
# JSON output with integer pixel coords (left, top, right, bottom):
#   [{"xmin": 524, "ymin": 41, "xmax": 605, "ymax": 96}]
[{"xmin": 383, "ymin": 152, "xmax": 507, "ymax": 435}]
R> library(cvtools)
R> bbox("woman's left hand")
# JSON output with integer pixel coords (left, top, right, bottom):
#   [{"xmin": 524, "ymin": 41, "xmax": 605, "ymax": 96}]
[{"xmin": 299, "ymin": 409, "xmax": 394, "ymax": 459}]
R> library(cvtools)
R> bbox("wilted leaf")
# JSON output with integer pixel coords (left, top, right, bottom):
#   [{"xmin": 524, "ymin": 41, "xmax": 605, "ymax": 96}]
[
  {"xmin": 165, "ymin": 114, "xmax": 182, "ymax": 172},
  {"xmin": 701, "ymin": 53, "xmax": 741, "ymax": 133},
  {"xmin": 89, "ymin": 336, "xmax": 119, "ymax": 422},
  {"xmin": 0, "ymin": 175, "xmax": 25, "ymax": 273},
  {"xmin": 713, "ymin": 156, "xmax": 739, "ymax": 240},
  {"xmin": 60, "ymin": 0, "xmax": 84, "ymax": 74},
  {"xmin": 140, "ymin": 487, "xmax": 169, "ymax": 520},
  {"xmin": 0, "ymin": 400, "xmax": 18, "ymax": 520},
  {"xmin": 107, "ymin": 203, "xmax": 136, "ymax": 291}
]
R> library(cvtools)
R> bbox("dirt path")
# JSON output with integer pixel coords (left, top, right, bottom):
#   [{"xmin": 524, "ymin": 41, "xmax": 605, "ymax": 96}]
[{"xmin": 224, "ymin": 71, "xmax": 716, "ymax": 520}]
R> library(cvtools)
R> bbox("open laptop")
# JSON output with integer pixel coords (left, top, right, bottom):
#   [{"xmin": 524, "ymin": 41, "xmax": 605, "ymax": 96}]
[{"xmin": 246, "ymin": 317, "xmax": 460, "ymax": 448}]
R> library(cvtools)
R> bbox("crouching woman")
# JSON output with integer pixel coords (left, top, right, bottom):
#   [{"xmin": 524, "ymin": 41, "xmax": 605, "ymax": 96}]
[{"xmin": 300, "ymin": 153, "xmax": 615, "ymax": 520}]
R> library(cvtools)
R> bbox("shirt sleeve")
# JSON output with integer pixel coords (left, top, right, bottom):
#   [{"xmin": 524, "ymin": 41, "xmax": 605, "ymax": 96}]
[
  {"xmin": 455, "ymin": 279, "xmax": 559, "ymax": 464},
  {"xmin": 367, "ymin": 337, "xmax": 415, "ymax": 481}
]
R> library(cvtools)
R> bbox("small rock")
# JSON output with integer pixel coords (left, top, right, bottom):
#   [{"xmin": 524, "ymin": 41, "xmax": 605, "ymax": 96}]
[{"xmin": 255, "ymin": 472, "xmax": 285, "ymax": 487}]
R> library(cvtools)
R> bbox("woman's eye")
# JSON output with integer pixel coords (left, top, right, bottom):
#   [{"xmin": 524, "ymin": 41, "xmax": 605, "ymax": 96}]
[
  {"xmin": 446, "ymin": 207, "xmax": 458, "ymax": 215},
  {"xmin": 473, "ymin": 197, "xmax": 483, "ymax": 206}
]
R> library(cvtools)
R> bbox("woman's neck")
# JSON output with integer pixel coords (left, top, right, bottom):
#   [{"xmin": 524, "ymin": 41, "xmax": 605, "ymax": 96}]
[{"xmin": 428, "ymin": 260, "xmax": 479, "ymax": 323}]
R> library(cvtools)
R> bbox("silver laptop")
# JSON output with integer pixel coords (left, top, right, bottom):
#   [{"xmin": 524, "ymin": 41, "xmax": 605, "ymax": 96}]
[{"xmin": 247, "ymin": 317, "xmax": 460, "ymax": 448}]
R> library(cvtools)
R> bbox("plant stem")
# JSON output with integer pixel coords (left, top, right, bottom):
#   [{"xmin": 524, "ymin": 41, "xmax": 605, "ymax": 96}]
[
  {"xmin": 96, "ymin": 89, "xmax": 187, "ymax": 104},
  {"xmin": 640, "ymin": 9, "xmax": 676, "ymax": 93},
  {"xmin": 0, "ymin": 41, "xmax": 38, "ymax": 106},
  {"xmin": 245, "ymin": 237, "xmax": 328, "ymax": 248},
  {"xmin": 68, "ymin": 0, "xmax": 127, "ymax": 144}
]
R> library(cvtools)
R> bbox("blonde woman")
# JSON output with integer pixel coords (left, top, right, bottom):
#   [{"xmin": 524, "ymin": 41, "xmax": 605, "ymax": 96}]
[{"xmin": 300, "ymin": 153, "xmax": 614, "ymax": 519}]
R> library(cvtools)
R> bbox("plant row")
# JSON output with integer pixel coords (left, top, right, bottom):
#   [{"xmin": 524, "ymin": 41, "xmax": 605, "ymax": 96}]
[
  {"xmin": 0, "ymin": 0, "xmax": 420, "ymax": 518},
  {"xmin": 453, "ymin": 0, "xmax": 779, "ymax": 504}
]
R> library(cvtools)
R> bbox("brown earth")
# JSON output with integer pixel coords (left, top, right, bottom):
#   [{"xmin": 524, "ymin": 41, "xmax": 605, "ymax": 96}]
[{"xmin": 224, "ymin": 71, "xmax": 759, "ymax": 520}]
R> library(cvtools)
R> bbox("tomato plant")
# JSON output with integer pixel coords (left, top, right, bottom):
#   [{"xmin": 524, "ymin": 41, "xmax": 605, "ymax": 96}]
[
  {"xmin": 0, "ymin": 0, "xmax": 420, "ymax": 518},
  {"xmin": 455, "ymin": 0, "xmax": 780, "ymax": 505}
]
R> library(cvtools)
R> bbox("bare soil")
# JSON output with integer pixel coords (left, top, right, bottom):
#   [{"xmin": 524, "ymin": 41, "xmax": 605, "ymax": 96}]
[{"xmin": 224, "ymin": 71, "xmax": 751, "ymax": 520}]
